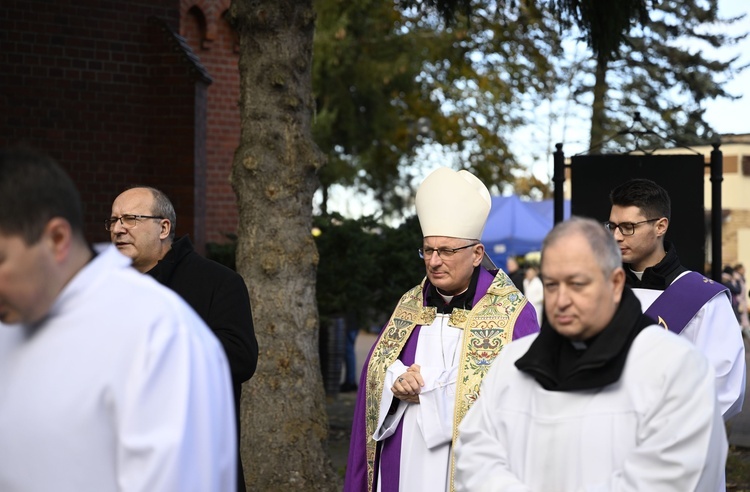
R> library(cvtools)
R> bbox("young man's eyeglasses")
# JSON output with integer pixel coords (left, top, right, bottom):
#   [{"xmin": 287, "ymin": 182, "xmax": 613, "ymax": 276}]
[
  {"xmin": 104, "ymin": 214, "xmax": 164, "ymax": 231},
  {"xmin": 604, "ymin": 218, "xmax": 660, "ymax": 236},
  {"xmin": 418, "ymin": 243, "xmax": 478, "ymax": 259}
]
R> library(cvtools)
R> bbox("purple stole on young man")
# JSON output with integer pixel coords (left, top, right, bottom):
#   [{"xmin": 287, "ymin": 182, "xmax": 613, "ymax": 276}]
[{"xmin": 644, "ymin": 272, "xmax": 728, "ymax": 335}]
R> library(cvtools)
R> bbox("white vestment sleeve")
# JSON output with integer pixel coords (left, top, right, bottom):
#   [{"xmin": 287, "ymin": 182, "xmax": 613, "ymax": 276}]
[
  {"xmin": 118, "ymin": 311, "xmax": 237, "ymax": 492},
  {"xmin": 456, "ymin": 331, "xmax": 727, "ymax": 492},
  {"xmin": 455, "ymin": 346, "xmax": 531, "ymax": 492},
  {"xmin": 681, "ymin": 293, "xmax": 746, "ymax": 420},
  {"xmin": 373, "ymin": 360, "xmax": 459, "ymax": 449},
  {"xmin": 373, "ymin": 360, "xmax": 410, "ymax": 441},
  {"xmin": 587, "ymin": 341, "xmax": 727, "ymax": 492},
  {"xmin": 416, "ymin": 364, "xmax": 458, "ymax": 449}
]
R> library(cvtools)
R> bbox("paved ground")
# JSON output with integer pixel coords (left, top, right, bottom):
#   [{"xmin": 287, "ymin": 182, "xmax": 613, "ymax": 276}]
[
  {"xmin": 326, "ymin": 331, "xmax": 377, "ymax": 478},
  {"xmin": 326, "ymin": 331, "xmax": 750, "ymax": 487}
]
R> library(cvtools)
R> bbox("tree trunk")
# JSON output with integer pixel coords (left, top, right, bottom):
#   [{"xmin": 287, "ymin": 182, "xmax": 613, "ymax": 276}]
[
  {"xmin": 589, "ymin": 56, "xmax": 609, "ymax": 154},
  {"xmin": 228, "ymin": 1, "xmax": 338, "ymax": 490}
]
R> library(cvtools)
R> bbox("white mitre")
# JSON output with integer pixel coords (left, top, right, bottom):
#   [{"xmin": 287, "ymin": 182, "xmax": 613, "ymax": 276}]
[
  {"xmin": 415, "ymin": 167, "xmax": 491, "ymax": 239},
  {"xmin": 415, "ymin": 167, "xmax": 496, "ymax": 269}
]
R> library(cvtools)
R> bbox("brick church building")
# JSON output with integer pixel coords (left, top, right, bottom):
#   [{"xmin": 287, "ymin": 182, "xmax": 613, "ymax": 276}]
[{"xmin": 2, "ymin": 0, "xmax": 242, "ymax": 252}]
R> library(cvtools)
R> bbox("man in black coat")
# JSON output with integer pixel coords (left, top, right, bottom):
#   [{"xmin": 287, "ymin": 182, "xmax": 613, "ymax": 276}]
[{"xmin": 108, "ymin": 186, "xmax": 258, "ymax": 492}]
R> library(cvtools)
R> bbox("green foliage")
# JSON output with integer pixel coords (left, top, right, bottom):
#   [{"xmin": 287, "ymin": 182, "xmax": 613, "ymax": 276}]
[
  {"xmin": 206, "ymin": 215, "xmax": 425, "ymax": 329},
  {"xmin": 726, "ymin": 446, "xmax": 750, "ymax": 490},
  {"xmin": 312, "ymin": 0, "xmax": 564, "ymax": 217},
  {"xmin": 549, "ymin": 0, "xmax": 649, "ymax": 63},
  {"xmin": 577, "ymin": 0, "xmax": 747, "ymax": 150},
  {"xmin": 313, "ymin": 0, "xmax": 428, "ymax": 209},
  {"xmin": 373, "ymin": 215, "xmax": 426, "ymax": 311},
  {"xmin": 397, "ymin": 0, "xmax": 472, "ymax": 24},
  {"xmin": 314, "ymin": 213, "xmax": 424, "ymax": 328},
  {"xmin": 398, "ymin": 0, "xmax": 652, "ymax": 63},
  {"xmin": 205, "ymin": 234, "xmax": 239, "ymax": 271},
  {"xmin": 312, "ymin": 0, "xmax": 744, "ymax": 211}
]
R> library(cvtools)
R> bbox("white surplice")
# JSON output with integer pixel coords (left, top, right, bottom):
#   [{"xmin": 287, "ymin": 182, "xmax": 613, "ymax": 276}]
[
  {"xmin": 374, "ymin": 313, "xmax": 462, "ymax": 492},
  {"xmin": 455, "ymin": 327, "xmax": 728, "ymax": 492},
  {"xmin": 0, "ymin": 246, "xmax": 236, "ymax": 492},
  {"xmin": 522, "ymin": 276, "xmax": 544, "ymax": 323},
  {"xmin": 631, "ymin": 270, "xmax": 746, "ymax": 420}
]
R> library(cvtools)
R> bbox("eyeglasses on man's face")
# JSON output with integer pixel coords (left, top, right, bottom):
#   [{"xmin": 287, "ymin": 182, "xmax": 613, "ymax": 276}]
[
  {"xmin": 418, "ymin": 242, "xmax": 478, "ymax": 259},
  {"xmin": 104, "ymin": 214, "xmax": 164, "ymax": 231},
  {"xmin": 604, "ymin": 218, "xmax": 660, "ymax": 236}
]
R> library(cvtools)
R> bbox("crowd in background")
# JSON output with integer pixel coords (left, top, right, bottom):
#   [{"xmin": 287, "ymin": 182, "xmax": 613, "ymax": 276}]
[{"xmin": 722, "ymin": 263, "xmax": 750, "ymax": 336}]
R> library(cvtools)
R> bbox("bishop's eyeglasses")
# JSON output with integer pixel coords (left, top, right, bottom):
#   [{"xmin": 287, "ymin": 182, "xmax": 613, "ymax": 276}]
[
  {"xmin": 418, "ymin": 243, "xmax": 478, "ymax": 259},
  {"xmin": 104, "ymin": 214, "xmax": 164, "ymax": 231},
  {"xmin": 604, "ymin": 218, "xmax": 660, "ymax": 236}
]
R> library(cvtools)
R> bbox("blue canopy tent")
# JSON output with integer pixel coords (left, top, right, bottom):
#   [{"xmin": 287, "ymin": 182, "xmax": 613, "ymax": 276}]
[
  {"xmin": 481, "ymin": 195, "xmax": 570, "ymax": 268},
  {"xmin": 525, "ymin": 198, "xmax": 571, "ymax": 224}
]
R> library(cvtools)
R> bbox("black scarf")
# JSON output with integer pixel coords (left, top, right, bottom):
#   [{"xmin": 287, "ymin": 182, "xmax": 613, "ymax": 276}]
[
  {"xmin": 514, "ymin": 287, "xmax": 651, "ymax": 392},
  {"xmin": 624, "ymin": 241, "xmax": 686, "ymax": 291}
]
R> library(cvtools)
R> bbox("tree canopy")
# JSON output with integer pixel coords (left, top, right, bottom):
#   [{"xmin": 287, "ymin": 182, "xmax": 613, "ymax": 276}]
[
  {"xmin": 548, "ymin": 0, "xmax": 650, "ymax": 63},
  {"xmin": 312, "ymin": 0, "xmax": 564, "ymax": 217},
  {"xmin": 312, "ymin": 0, "xmax": 745, "ymax": 215},
  {"xmin": 579, "ymin": 0, "xmax": 747, "ymax": 151},
  {"xmin": 397, "ymin": 0, "xmax": 652, "ymax": 64}
]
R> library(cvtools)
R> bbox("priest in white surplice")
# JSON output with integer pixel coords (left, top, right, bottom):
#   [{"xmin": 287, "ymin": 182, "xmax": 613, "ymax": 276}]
[
  {"xmin": 344, "ymin": 167, "xmax": 540, "ymax": 492},
  {"xmin": 0, "ymin": 148, "xmax": 236, "ymax": 492},
  {"xmin": 455, "ymin": 217, "xmax": 727, "ymax": 492},
  {"xmin": 607, "ymin": 178, "xmax": 745, "ymax": 420}
]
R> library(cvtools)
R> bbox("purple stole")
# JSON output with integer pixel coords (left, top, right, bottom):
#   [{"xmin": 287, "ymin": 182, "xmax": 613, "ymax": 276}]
[{"xmin": 644, "ymin": 271, "xmax": 728, "ymax": 335}]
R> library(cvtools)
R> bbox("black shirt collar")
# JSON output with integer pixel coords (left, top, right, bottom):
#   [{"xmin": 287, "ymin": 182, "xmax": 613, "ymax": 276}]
[{"xmin": 624, "ymin": 240, "xmax": 686, "ymax": 290}]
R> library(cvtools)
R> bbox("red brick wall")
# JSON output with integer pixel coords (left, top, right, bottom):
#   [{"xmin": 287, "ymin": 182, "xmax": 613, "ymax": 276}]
[
  {"xmin": 0, "ymin": 0, "xmax": 208, "ymax": 247},
  {"xmin": 181, "ymin": 0, "xmax": 240, "ymax": 245},
  {"xmin": 146, "ymin": 17, "xmax": 211, "ymax": 252}
]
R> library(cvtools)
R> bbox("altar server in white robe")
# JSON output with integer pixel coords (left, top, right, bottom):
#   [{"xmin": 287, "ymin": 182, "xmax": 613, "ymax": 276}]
[
  {"xmin": 0, "ymin": 147, "xmax": 236, "ymax": 492},
  {"xmin": 455, "ymin": 217, "xmax": 727, "ymax": 492},
  {"xmin": 607, "ymin": 178, "xmax": 745, "ymax": 420}
]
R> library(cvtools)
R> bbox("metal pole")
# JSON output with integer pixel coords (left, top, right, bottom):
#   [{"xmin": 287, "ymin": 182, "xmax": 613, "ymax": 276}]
[
  {"xmin": 710, "ymin": 142, "xmax": 723, "ymax": 281},
  {"xmin": 553, "ymin": 143, "xmax": 565, "ymax": 225}
]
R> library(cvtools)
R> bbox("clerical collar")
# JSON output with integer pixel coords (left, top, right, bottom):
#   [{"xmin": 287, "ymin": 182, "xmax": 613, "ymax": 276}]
[
  {"xmin": 426, "ymin": 266, "xmax": 481, "ymax": 314},
  {"xmin": 436, "ymin": 287, "xmax": 469, "ymax": 304}
]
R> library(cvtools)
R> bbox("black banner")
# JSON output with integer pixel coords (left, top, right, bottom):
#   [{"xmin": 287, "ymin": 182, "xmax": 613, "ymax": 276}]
[{"xmin": 570, "ymin": 154, "xmax": 706, "ymax": 274}]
